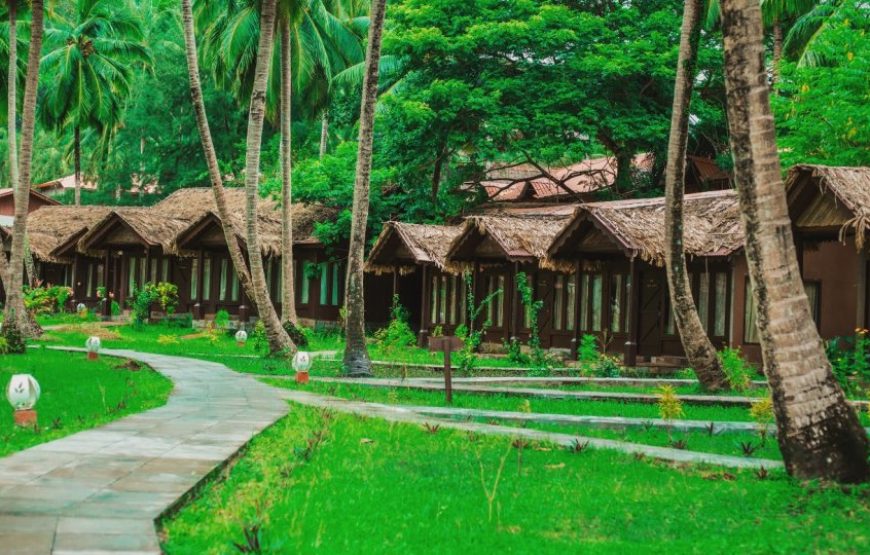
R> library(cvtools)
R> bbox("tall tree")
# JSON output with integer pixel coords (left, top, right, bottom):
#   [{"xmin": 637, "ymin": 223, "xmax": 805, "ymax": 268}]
[
  {"xmin": 664, "ymin": 0, "xmax": 728, "ymax": 391},
  {"xmin": 342, "ymin": 0, "xmax": 386, "ymax": 376},
  {"xmin": 279, "ymin": 16, "xmax": 296, "ymax": 323},
  {"xmin": 4, "ymin": 0, "xmax": 43, "ymax": 334},
  {"xmin": 39, "ymin": 0, "xmax": 152, "ymax": 205},
  {"xmin": 720, "ymin": 0, "xmax": 869, "ymax": 482},
  {"xmin": 0, "ymin": 0, "xmax": 19, "ymax": 294},
  {"xmin": 180, "ymin": 0, "xmax": 293, "ymax": 354}
]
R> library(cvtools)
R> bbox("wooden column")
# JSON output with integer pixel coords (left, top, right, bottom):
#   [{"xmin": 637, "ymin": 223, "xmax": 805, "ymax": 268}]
[
  {"xmin": 509, "ymin": 262, "xmax": 520, "ymax": 343},
  {"xmin": 418, "ymin": 265, "xmax": 429, "ymax": 346},
  {"xmin": 624, "ymin": 256, "xmax": 640, "ymax": 367},
  {"xmin": 101, "ymin": 251, "xmax": 111, "ymax": 320},
  {"xmin": 572, "ymin": 260, "xmax": 582, "ymax": 359}
]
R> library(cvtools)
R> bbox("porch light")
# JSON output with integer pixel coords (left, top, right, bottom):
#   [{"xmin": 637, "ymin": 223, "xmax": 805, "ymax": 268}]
[
  {"xmin": 86, "ymin": 336, "xmax": 102, "ymax": 360},
  {"xmin": 6, "ymin": 374, "xmax": 40, "ymax": 427},
  {"xmin": 235, "ymin": 329, "xmax": 248, "ymax": 347},
  {"xmin": 293, "ymin": 351, "xmax": 312, "ymax": 385}
]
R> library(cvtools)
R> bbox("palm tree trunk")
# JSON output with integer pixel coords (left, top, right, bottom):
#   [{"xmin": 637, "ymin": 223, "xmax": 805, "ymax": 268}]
[
  {"xmin": 5, "ymin": 0, "xmax": 44, "ymax": 336},
  {"xmin": 0, "ymin": 0, "xmax": 17, "ymax": 295},
  {"xmin": 180, "ymin": 0, "xmax": 292, "ymax": 354},
  {"xmin": 772, "ymin": 20, "xmax": 783, "ymax": 85},
  {"xmin": 241, "ymin": 0, "xmax": 294, "ymax": 353},
  {"xmin": 664, "ymin": 0, "xmax": 728, "ymax": 391},
  {"xmin": 343, "ymin": 0, "xmax": 388, "ymax": 377},
  {"xmin": 319, "ymin": 111, "xmax": 329, "ymax": 158},
  {"xmin": 280, "ymin": 20, "xmax": 296, "ymax": 324},
  {"xmin": 74, "ymin": 125, "xmax": 82, "ymax": 206},
  {"xmin": 721, "ymin": 0, "xmax": 869, "ymax": 483}
]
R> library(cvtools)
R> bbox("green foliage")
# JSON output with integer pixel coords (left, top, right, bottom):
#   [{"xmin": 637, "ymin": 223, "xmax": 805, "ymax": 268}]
[
  {"xmin": 282, "ymin": 321, "xmax": 311, "ymax": 349},
  {"xmin": 214, "ymin": 310, "xmax": 231, "ymax": 330},
  {"xmin": 826, "ymin": 331, "xmax": 870, "ymax": 395},
  {"xmin": 516, "ymin": 272, "xmax": 549, "ymax": 375},
  {"xmin": 577, "ymin": 334, "xmax": 601, "ymax": 364},
  {"xmin": 455, "ymin": 272, "xmax": 500, "ymax": 375},
  {"xmin": 504, "ymin": 336, "xmax": 530, "ymax": 365},
  {"xmin": 575, "ymin": 334, "xmax": 621, "ymax": 377},
  {"xmin": 23, "ymin": 285, "xmax": 73, "ymax": 314},
  {"xmin": 717, "ymin": 347, "xmax": 755, "ymax": 392},
  {"xmin": 153, "ymin": 282, "xmax": 179, "ymax": 315},
  {"xmin": 127, "ymin": 282, "xmax": 178, "ymax": 325},
  {"xmin": 252, "ymin": 320, "xmax": 268, "ymax": 354},
  {"xmin": 373, "ymin": 295, "xmax": 416, "ymax": 356},
  {"xmin": 0, "ymin": 317, "xmax": 25, "ymax": 354},
  {"xmin": 773, "ymin": 1, "xmax": 870, "ymax": 168}
]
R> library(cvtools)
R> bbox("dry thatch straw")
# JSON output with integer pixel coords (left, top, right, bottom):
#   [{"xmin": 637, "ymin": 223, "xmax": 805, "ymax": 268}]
[
  {"xmin": 447, "ymin": 214, "xmax": 572, "ymax": 271},
  {"xmin": 23, "ymin": 205, "xmax": 115, "ymax": 263},
  {"xmin": 785, "ymin": 164, "xmax": 870, "ymax": 249},
  {"xmin": 549, "ymin": 189, "xmax": 744, "ymax": 266},
  {"xmin": 365, "ymin": 221, "xmax": 464, "ymax": 275}
]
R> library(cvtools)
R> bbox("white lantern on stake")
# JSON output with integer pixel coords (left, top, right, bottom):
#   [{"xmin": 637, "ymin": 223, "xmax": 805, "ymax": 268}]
[
  {"xmin": 235, "ymin": 329, "xmax": 248, "ymax": 347},
  {"xmin": 6, "ymin": 374, "xmax": 40, "ymax": 427},
  {"xmin": 76, "ymin": 302, "xmax": 87, "ymax": 317},
  {"xmin": 86, "ymin": 336, "xmax": 102, "ymax": 360},
  {"xmin": 293, "ymin": 351, "xmax": 312, "ymax": 384}
]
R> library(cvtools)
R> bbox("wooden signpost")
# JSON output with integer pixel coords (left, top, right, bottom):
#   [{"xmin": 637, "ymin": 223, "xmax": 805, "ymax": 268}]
[{"xmin": 428, "ymin": 335, "xmax": 464, "ymax": 404}]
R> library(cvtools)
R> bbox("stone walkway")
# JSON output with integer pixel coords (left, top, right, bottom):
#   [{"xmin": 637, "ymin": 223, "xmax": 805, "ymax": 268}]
[{"xmin": 0, "ymin": 349, "xmax": 288, "ymax": 555}]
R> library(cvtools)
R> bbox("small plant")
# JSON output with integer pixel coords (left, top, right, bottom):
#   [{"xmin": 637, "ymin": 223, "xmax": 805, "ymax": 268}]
[
  {"xmin": 157, "ymin": 334, "xmax": 179, "ymax": 345},
  {"xmin": 740, "ymin": 441, "xmax": 759, "ymax": 457},
  {"xmin": 705, "ymin": 422, "xmax": 716, "ymax": 436},
  {"xmin": 154, "ymin": 282, "xmax": 179, "ymax": 314},
  {"xmin": 593, "ymin": 354, "xmax": 622, "ymax": 378},
  {"xmin": 455, "ymin": 271, "xmax": 500, "ymax": 375},
  {"xmin": 504, "ymin": 336, "xmax": 530, "ymax": 365},
  {"xmin": 214, "ymin": 309, "xmax": 231, "ymax": 329},
  {"xmin": 516, "ymin": 272, "xmax": 548, "ymax": 375},
  {"xmin": 373, "ymin": 295, "xmax": 416, "ymax": 356},
  {"xmin": 568, "ymin": 439, "xmax": 590, "ymax": 454},
  {"xmin": 423, "ymin": 422, "xmax": 441, "ymax": 434},
  {"xmin": 755, "ymin": 466, "xmax": 770, "ymax": 480},
  {"xmin": 749, "ymin": 396, "xmax": 775, "ymax": 444},
  {"xmin": 827, "ymin": 331, "xmax": 870, "ymax": 395},
  {"xmin": 282, "ymin": 320, "xmax": 310, "ymax": 348},
  {"xmin": 717, "ymin": 347, "xmax": 754, "ymax": 391},
  {"xmin": 669, "ymin": 438, "xmax": 688, "ymax": 450},
  {"xmin": 431, "ymin": 324, "xmax": 444, "ymax": 338},
  {"xmin": 657, "ymin": 385, "xmax": 685, "ymax": 422},
  {"xmin": 675, "ymin": 367, "xmax": 696, "ymax": 380},
  {"xmin": 128, "ymin": 286, "xmax": 157, "ymax": 326},
  {"xmin": 252, "ymin": 320, "xmax": 268, "ymax": 353},
  {"xmin": 232, "ymin": 523, "xmax": 263, "ymax": 554}
]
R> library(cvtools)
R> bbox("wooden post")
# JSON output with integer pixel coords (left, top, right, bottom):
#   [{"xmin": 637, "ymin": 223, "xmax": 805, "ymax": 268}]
[
  {"xmin": 624, "ymin": 256, "xmax": 639, "ymax": 367},
  {"xmin": 429, "ymin": 335, "xmax": 463, "ymax": 405},
  {"xmin": 102, "ymin": 251, "xmax": 111, "ymax": 320},
  {"xmin": 418, "ymin": 265, "xmax": 429, "ymax": 346}
]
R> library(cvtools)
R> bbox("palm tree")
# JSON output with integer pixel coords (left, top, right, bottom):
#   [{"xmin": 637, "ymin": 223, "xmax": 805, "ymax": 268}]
[
  {"xmin": 4, "ymin": 0, "xmax": 44, "ymax": 335},
  {"xmin": 720, "ymin": 0, "xmax": 869, "ymax": 482},
  {"xmin": 343, "ymin": 0, "xmax": 387, "ymax": 377},
  {"xmin": 664, "ymin": 0, "xmax": 729, "ymax": 391},
  {"xmin": 196, "ymin": 0, "xmax": 364, "ymax": 324},
  {"xmin": 180, "ymin": 0, "xmax": 293, "ymax": 354},
  {"xmin": 39, "ymin": 0, "xmax": 153, "ymax": 205},
  {"xmin": 0, "ymin": 1, "xmax": 22, "ymax": 296}
]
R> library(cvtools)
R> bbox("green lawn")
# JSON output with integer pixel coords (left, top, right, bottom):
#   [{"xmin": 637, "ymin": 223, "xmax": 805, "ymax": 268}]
[
  {"xmin": 0, "ymin": 348, "xmax": 173, "ymax": 457},
  {"xmin": 160, "ymin": 403, "xmax": 870, "ymax": 554}
]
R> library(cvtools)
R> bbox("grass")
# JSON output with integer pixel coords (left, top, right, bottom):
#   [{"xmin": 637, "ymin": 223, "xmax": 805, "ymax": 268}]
[
  {"xmin": 0, "ymin": 347, "xmax": 173, "ymax": 457},
  {"xmin": 160, "ymin": 403, "xmax": 870, "ymax": 554}
]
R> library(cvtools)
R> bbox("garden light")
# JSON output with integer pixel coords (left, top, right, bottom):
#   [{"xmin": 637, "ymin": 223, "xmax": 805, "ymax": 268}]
[
  {"xmin": 235, "ymin": 329, "xmax": 248, "ymax": 347},
  {"xmin": 86, "ymin": 336, "xmax": 102, "ymax": 360},
  {"xmin": 293, "ymin": 351, "xmax": 312, "ymax": 384},
  {"xmin": 76, "ymin": 302, "xmax": 87, "ymax": 317},
  {"xmin": 6, "ymin": 374, "xmax": 40, "ymax": 427}
]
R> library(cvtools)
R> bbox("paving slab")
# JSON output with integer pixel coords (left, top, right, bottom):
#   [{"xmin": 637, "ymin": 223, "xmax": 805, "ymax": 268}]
[{"xmin": 0, "ymin": 348, "xmax": 288, "ymax": 554}]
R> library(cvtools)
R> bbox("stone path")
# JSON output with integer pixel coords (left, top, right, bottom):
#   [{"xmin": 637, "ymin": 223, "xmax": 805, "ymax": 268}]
[
  {"xmin": 0, "ymin": 349, "xmax": 288, "ymax": 555},
  {"xmin": 306, "ymin": 376, "xmax": 870, "ymax": 410},
  {"xmin": 274, "ymin": 388, "xmax": 783, "ymax": 470}
]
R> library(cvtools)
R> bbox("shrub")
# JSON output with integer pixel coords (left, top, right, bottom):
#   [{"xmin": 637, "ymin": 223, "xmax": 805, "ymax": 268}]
[
  {"xmin": 456, "ymin": 271, "xmax": 500, "ymax": 375},
  {"xmin": 592, "ymin": 354, "xmax": 622, "ymax": 378},
  {"xmin": 577, "ymin": 334, "xmax": 600, "ymax": 364},
  {"xmin": 23, "ymin": 285, "xmax": 73, "ymax": 314},
  {"xmin": 252, "ymin": 320, "xmax": 268, "ymax": 353},
  {"xmin": 504, "ymin": 337, "xmax": 530, "ymax": 365},
  {"xmin": 214, "ymin": 309, "xmax": 231, "ymax": 330},
  {"xmin": 128, "ymin": 286, "xmax": 157, "ymax": 326},
  {"xmin": 516, "ymin": 272, "xmax": 547, "ymax": 375},
  {"xmin": 827, "ymin": 331, "xmax": 870, "ymax": 395},
  {"xmin": 373, "ymin": 295, "xmax": 416, "ymax": 355},
  {"xmin": 657, "ymin": 385, "xmax": 684, "ymax": 422},
  {"xmin": 283, "ymin": 320, "xmax": 310, "ymax": 348},
  {"xmin": 717, "ymin": 347, "xmax": 754, "ymax": 391},
  {"xmin": 154, "ymin": 282, "xmax": 179, "ymax": 314}
]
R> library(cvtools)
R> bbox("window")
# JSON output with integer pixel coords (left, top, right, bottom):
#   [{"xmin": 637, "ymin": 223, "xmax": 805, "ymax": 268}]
[
  {"xmin": 579, "ymin": 274, "xmax": 589, "ymax": 330},
  {"xmin": 744, "ymin": 280, "xmax": 759, "ymax": 343},
  {"xmin": 714, "ymin": 273, "xmax": 728, "ymax": 337},
  {"xmin": 230, "ymin": 267, "xmax": 240, "ymax": 301},
  {"xmin": 485, "ymin": 275, "xmax": 505, "ymax": 327},
  {"xmin": 610, "ymin": 274, "xmax": 624, "ymax": 333},
  {"xmin": 161, "ymin": 259, "xmax": 170, "ymax": 282},
  {"xmin": 191, "ymin": 258, "xmax": 199, "ymax": 299},
  {"xmin": 566, "ymin": 275, "xmax": 576, "ymax": 331},
  {"xmin": 300, "ymin": 262, "xmax": 310, "ymax": 304},
  {"xmin": 665, "ymin": 303, "xmax": 676, "ymax": 335},
  {"xmin": 96, "ymin": 264, "xmax": 104, "ymax": 289},
  {"xmin": 804, "ymin": 281, "xmax": 821, "ymax": 327},
  {"xmin": 697, "ymin": 272, "xmax": 710, "ymax": 331},
  {"xmin": 331, "ymin": 263, "xmax": 341, "ymax": 306},
  {"xmin": 554, "ymin": 275, "xmax": 564, "ymax": 330},
  {"xmin": 450, "ymin": 276, "xmax": 459, "ymax": 324},
  {"xmin": 86, "ymin": 263, "xmax": 94, "ymax": 297},
  {"xmin": 202, "ymin": 257, "xmax": 212, "ymax": 301},
  {"xmin": 150, "ymin": 258, "xmax": 158, "ymax": 283},
  {"xmin": 128, "ymin": 258, "xmax": 137, "ymax": 293},
  {"xmin": 591, "ymin": 274, "xmax": 603, "ymax": 331},
  {"xmin": 319, "ymin": 263, "xmax": 329, "ymax": 305},
  {"xmin": 219, "ymin": 259, "xmax": 228, "ymax": 301}
]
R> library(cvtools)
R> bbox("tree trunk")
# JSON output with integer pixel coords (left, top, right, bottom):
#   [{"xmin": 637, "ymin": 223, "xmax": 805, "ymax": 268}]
[
  {"xmin": 721, "ymin": 0, "xmax": 870, "ymax": 483},
  {"xmin": 241, "ymin": 0, "xmax": 294, "ymax": 354},
  {"xmin": 280, "ymin": 20, "xmax": 297, "ymax": 324},
  {"xmin": 343, "ymin": 0, "xmax": 388, "ymax": 377},
  {"xmin": 5, "ymin": 0, "xmax": 43, "ymax": 335},
  {"xmin": 319, "ymin": 111, "xmax": 329, "ymax": 158},
  {"xmin": 74, "ymin": 125, "xmax": 82, "ymax": 206},
  {"xmin": 664, "ymin": 0, "xmax": 728, "ymax": 391},
  {"xmin": 0, "ymin": 0, "xmax": 17, "ymax": 295},
  {"xmin": 180, "ymin": 0, "xmax": 292, "ymax": 354},
  {"xmin": 772, "ymin": 20, "xmax": 783, "ymax": 85}
]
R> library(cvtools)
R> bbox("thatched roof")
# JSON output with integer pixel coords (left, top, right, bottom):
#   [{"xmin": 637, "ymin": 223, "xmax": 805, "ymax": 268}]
[
  {"xmin": 77, "ymin": 207, "xmax": 195, "ymax": 255},
  {"xmin": 549, "ymin": 189, "xmax": 743, "ymax": 265},
  {"xmin": 23, "ymin": 206, "xmax": 114, "ymax": 263},
  {"xmin": 365, "ymin": 222, "xmax": 463, "ymax": 275},
  {"xmin": 168, "ymin": 188, "xmax": 335, "ymax": 257},
  {"xmin": 448, "ymin": 215, "xmax": 571, "ymax": 270},
  {"xmin": 785, "ymin": 165, "xmax": 870, "ymax": 247}
]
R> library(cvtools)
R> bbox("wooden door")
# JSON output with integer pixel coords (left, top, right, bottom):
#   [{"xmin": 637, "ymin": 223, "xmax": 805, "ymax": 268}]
[{"xmin": 638, "ymin": 270, "xmax": 664, "ymax": 356}]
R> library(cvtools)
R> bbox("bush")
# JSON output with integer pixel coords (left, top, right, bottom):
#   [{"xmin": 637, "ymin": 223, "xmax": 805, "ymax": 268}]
[
  {"xmin": 373, "ymin": 295, "xmax": 416, "ymax": 356},
  {"xmin": 504, "ymin": 336, "xmax": 530, "ymax": 365},
  {"xmin": 214, "ymin": 309, "xmax": 231, "ymax": 330},
  {"xmin": 128, "ymin": 286, "xmax": 157, "ymax": 326},
  {"xmin": 717, "ymin": 347, "xmax": 754, "ymax": 391},
  {"xmin": 283, "ymin": 320, "xmax": 310, "ymax": 348},
  {"xmin": 1, "ymin": 317, "xmax": 26, "ymax": 354},
  {"xmin": 577, "ymin": 334, "xmax": 600, "ymax": 365},
  {"xmin": 23, "ymin": 285, "xmax": 73, "ymax": 314},
  {"xmin": 154, "ymin": 282, "xmax": 179, "ymax": 314},
  {"xmin": 827, "ymin": 331, "xmax": 870, "ymax": 395}
]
